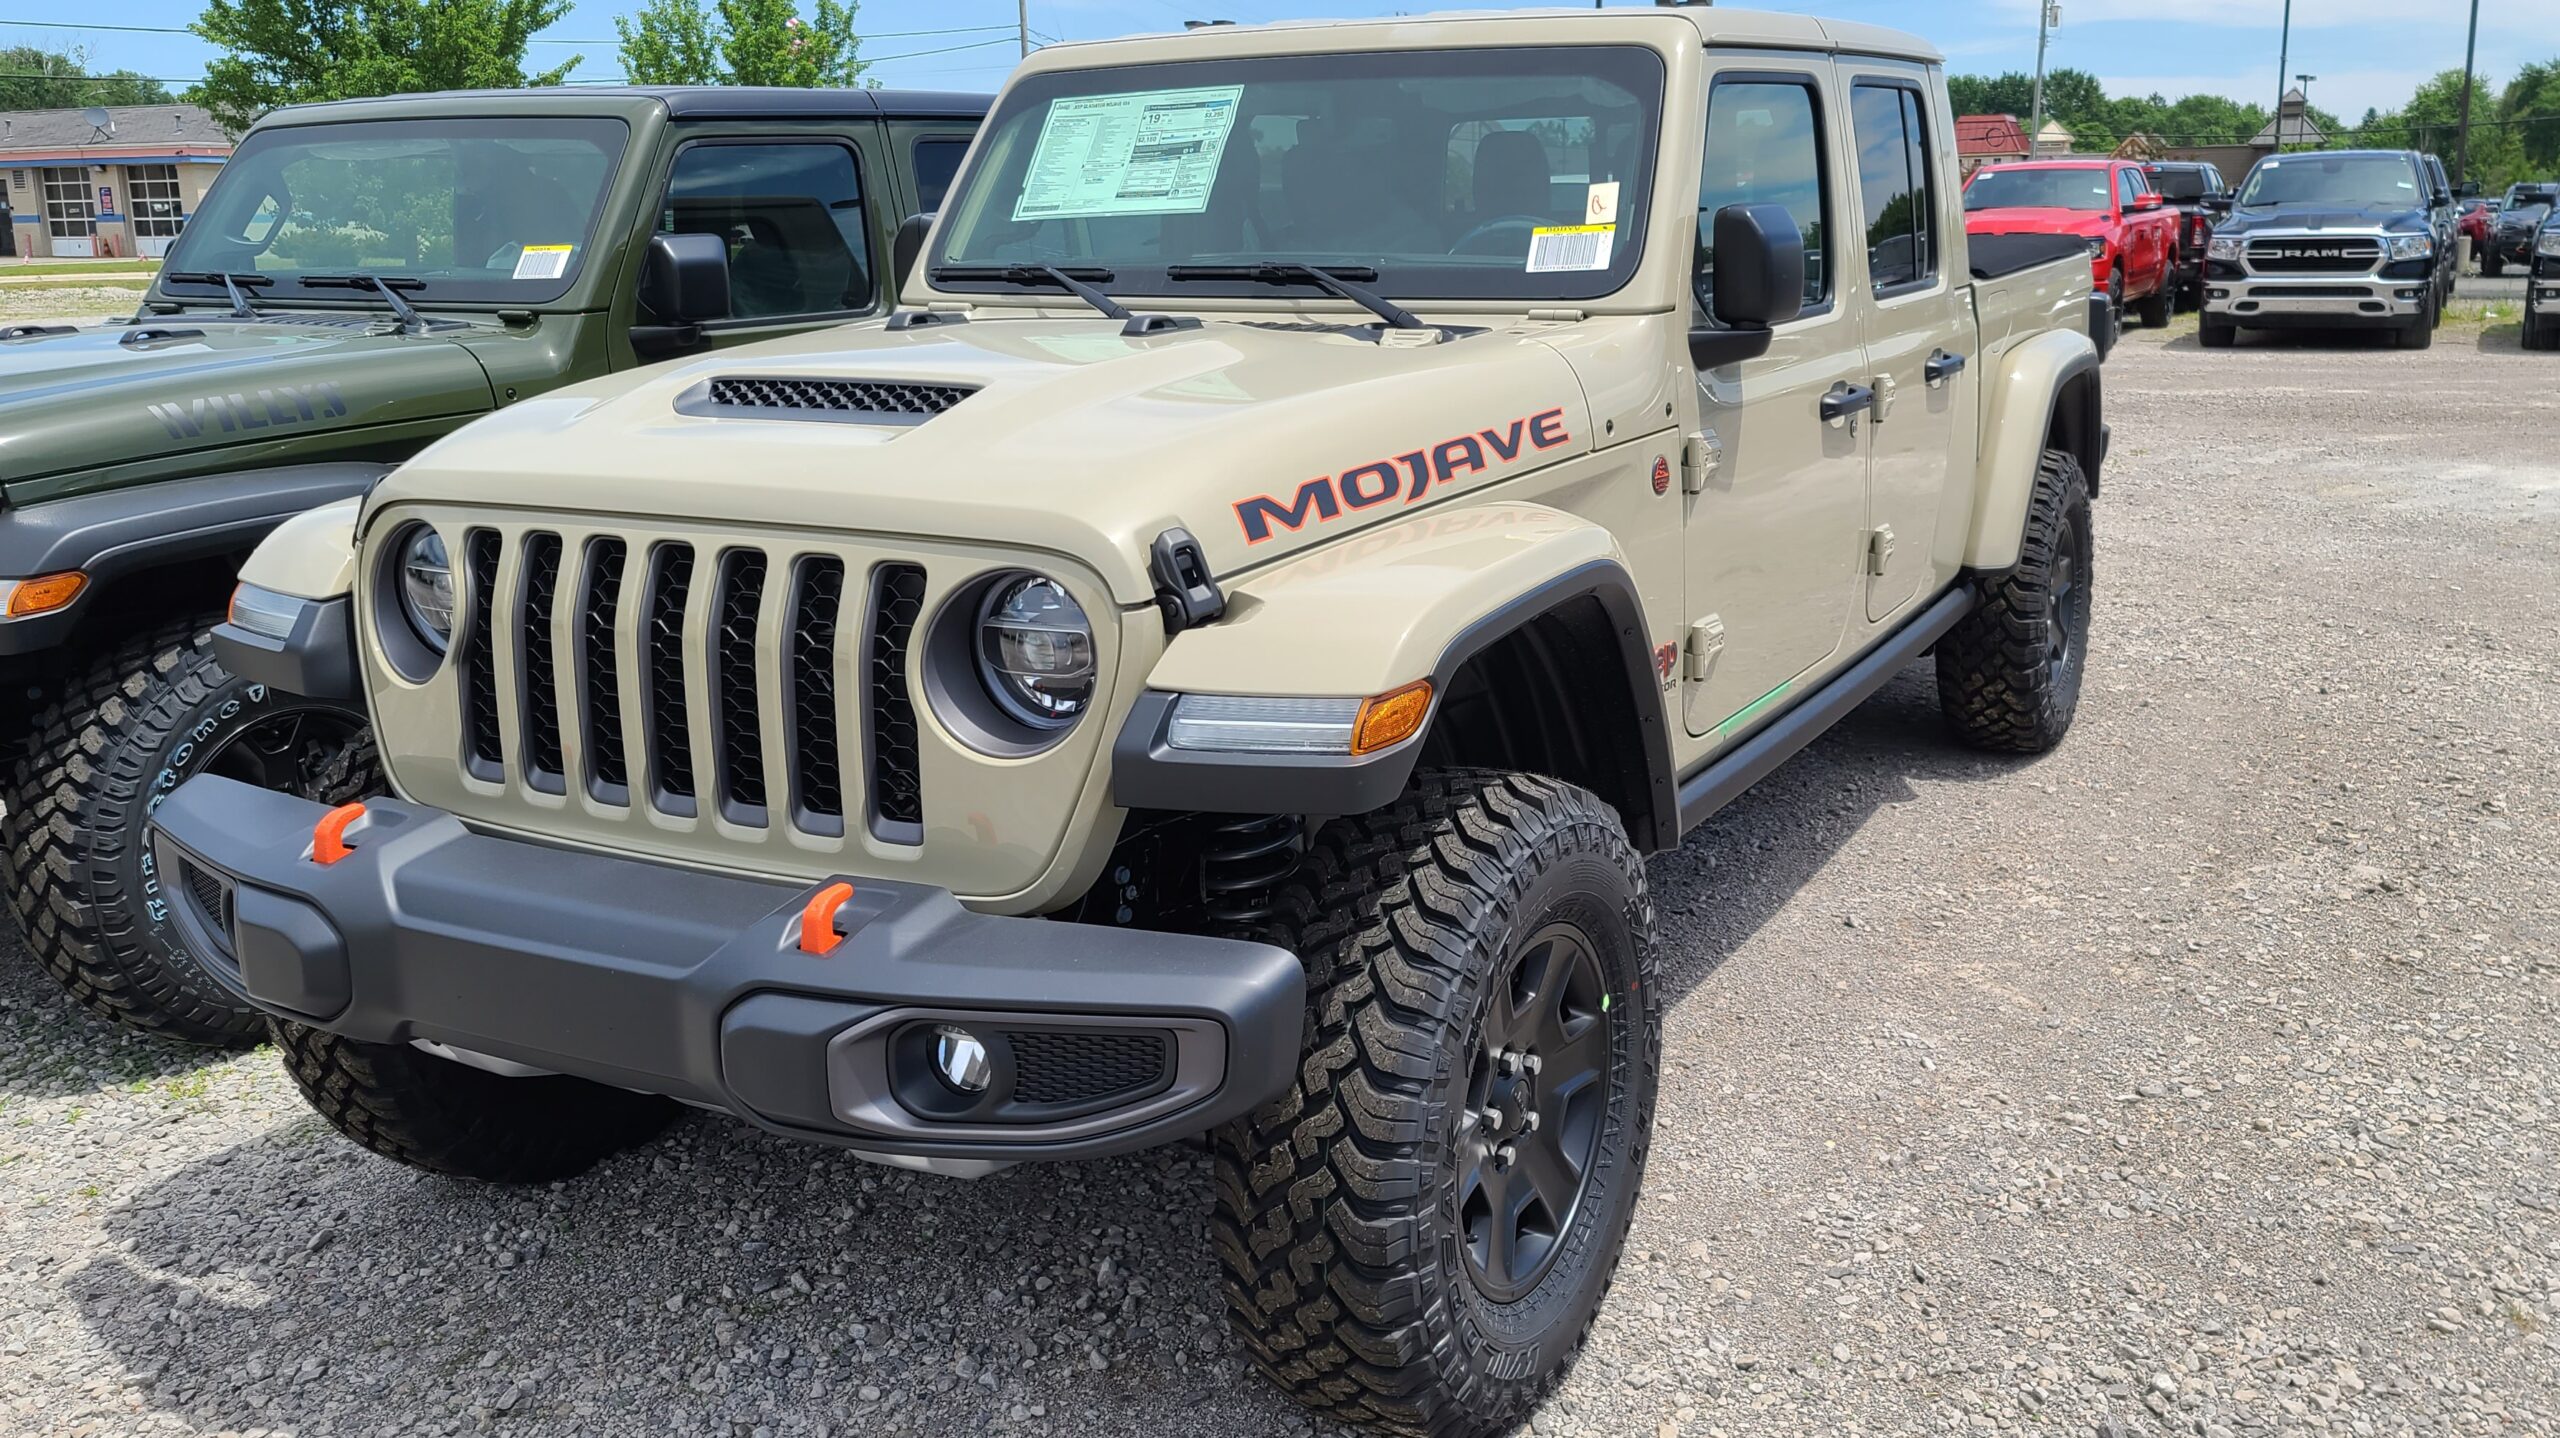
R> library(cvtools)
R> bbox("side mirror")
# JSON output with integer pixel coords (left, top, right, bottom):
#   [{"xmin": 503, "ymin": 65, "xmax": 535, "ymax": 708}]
[
  {"xmin": 2128, "ymin": 193, "xmax": 2165, "ymax": 212},
  {"xmin": 893, "ymin": 212, "xmax": 936, "ymax": 294},
  {"xmin": 1689, "ymin": 202, "xmax": 1805, "ymax": 369},
  {"xmin": 637, "ymin": 232, "xmax": 731, "ymax": 326}
]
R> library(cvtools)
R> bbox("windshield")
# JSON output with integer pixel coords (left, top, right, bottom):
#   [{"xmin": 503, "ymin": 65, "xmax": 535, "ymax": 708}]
[
  {"xmin": 1964, "ymin": 168, "xmax": 2112, "ymax": 213},
  {"xmin": 2234, "ymin": 154, "xmax": 2418, "ymax": 210},
  {"xmin": 932, "ymin": 46, "xmax": 1665, "ymax": 302},
  {"xmin": 2145, "ymin": 167, "xmax": 2210, "ymax": 201},
  {"xmin": 161, "ymin": 117, "xmax": 629, "ymax": 306}
]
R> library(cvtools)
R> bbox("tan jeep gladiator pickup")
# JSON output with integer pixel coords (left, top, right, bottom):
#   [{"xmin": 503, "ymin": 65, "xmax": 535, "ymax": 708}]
[{"xmin": 154, "ymin": 9, "xmax": 2107, "ymax": 1434}]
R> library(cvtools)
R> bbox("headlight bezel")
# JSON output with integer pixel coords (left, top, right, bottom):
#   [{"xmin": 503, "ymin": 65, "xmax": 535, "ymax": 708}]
[
  {"xmin": 922, "ymin": 568, "xmax": 1101, "ymax": 757},
  {"xmin": 2538, "ymin": 229, "xmax": 2560, "ymax": 259},
  {"xmin": 374, "ymin": 520, "xmax": 456, "ymax": 683},
  {"xmin": 2206, "ymin": 235, "xmax": 2244, "ymax": 263},
  {"xmin": 2387, "ymin": 233, "xmax": 2435, "ymax": 262}
]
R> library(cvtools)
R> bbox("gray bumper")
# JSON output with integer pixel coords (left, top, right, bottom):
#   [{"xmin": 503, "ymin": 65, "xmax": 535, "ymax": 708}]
[
  {"xmin": 150, "ymin": 775, "xmax": 1306, "ymax": 1166},
  {"xmin": 2205, "ymin": 278, "xmax": 2429, "ymax": 326}
]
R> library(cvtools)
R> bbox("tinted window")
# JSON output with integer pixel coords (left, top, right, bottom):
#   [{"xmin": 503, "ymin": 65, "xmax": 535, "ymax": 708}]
[
  {"xmin": 1698, "ymin": 79, "xmax": 1828, "ymax": 313},
  {"xmin": 662, "ymin": 142, "xmax": 873, "ymax": 321},
  {"xmin": 2117, "ymin": 169, "xmax": 2143, "ymax": 205},
  {"xmin": 1966, "ymin": 167, "xmax": 2112, "ymax": 212},
  {"xmin": 913, "ymin": 136, "xmax": 970, "ymax": 213},
  {"xmin": 1849, "ymin": 83, "xmax": 1935, "ymax": 292},
  {"xmin": 2236, "ymin": 154, "xmax": 2421, "ymax": 209},
  {"xmin": 2147, "ymin": 166, "xmax": 2210, "ymax": 201}
]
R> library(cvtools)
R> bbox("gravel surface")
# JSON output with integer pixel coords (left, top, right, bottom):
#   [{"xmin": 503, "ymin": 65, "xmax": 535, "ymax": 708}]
[
  {"xmin": 0, "ymin": 286, "xmax": 147, "ymax": 325},
  {"xmin": 5, "ymin": 321, "xmax": 2557, "ymax": 1438}
]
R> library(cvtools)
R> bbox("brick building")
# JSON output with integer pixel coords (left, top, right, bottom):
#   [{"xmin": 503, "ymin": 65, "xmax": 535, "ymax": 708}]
[{"xmin": 0, "ymin": 104, "xmax": 233, "ymax": 260}]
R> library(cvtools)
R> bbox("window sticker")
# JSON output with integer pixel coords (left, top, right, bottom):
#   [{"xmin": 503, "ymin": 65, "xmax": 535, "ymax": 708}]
[
  {"xmin": 1584, "ymin": 181, "xmax": 1622, "ymax": 225},
  {"xmin": 512, "ymin": 244, "xmax": 575, "ymax": 281},
  {"xmin": 1526, "ymin": 224, "xmax": 1616, "ymax": 273},
  {"xmin": 1012, "ymin": 86, "xmax": 1245, "ymax": 222}
]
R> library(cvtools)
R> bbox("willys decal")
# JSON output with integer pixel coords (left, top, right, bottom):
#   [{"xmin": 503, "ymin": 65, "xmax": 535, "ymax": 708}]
[{"xmin": 1233, "ymin": 407, "xmax": 1572, "ymax": 544}]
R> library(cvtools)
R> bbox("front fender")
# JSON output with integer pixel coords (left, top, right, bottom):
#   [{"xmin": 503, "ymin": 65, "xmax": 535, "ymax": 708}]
[
  {"xmin": 239, "ymin": 496, "xmax": 365, "ymax": 601},
  {"xmin": 1963, "ymin": 329, "xmax": 2100, "ymax": 572}
]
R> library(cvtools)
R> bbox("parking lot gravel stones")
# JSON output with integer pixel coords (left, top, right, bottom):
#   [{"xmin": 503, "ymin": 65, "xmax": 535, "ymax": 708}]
[{"xmin": 4, "ymin": 322, "xmax": 2556, "ymax": 1437}]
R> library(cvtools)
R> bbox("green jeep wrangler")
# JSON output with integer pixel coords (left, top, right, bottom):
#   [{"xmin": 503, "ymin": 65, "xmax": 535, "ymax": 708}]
[{"xmin": 1, "ymin": 85, "xmax": 983, "ymax": 1041}]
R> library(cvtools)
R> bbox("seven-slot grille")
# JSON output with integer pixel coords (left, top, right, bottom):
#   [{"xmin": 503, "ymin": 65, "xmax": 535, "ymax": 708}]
[
  {"xmin": 2245, "ymin": 237, "xmax": 2383, "ymax": 275},
  {"xmin": 455, "ymin": 527, "xmax": 925, "ymax": 843}
]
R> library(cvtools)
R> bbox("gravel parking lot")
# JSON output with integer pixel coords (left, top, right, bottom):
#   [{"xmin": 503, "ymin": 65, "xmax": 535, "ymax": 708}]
[{"xmin": 4, "ymin": 319, "xmax": 2555, "ymax": 1438}]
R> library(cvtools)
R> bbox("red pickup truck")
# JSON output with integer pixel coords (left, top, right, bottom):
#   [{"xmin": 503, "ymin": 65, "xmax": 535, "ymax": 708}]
[{"xmin": 1964, "ymin": 159, "xmax": 2181, "ymax": 326}]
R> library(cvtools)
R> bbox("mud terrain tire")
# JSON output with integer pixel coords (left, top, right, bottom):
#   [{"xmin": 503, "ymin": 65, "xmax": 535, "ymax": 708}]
[
  {"xmin": 1937, "ymin": 448, "xmax": 2093, "ymax": 754},
  {"xmin": 1212, "ymin": 770, "xmax": 1660, "ymax": 1437}
]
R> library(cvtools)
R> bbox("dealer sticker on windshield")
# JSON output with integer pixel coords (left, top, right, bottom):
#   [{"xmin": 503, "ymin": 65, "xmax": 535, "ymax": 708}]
[
  {"xmin": 1526, "ymin": 224, "xmax": 1616, "ymax": 273},
  {"xmin": 511, "ymin": 244, "xmax": 575, "ymax": 281},
  {"xmin": 1013, "ymin": 86, "xmax": 1244, "ymax": 222}
]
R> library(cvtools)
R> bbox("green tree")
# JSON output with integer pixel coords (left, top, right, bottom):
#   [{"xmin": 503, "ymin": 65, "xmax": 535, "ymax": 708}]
[
  {"xmin": 188, "ymin": 0, "xmax": 581, "ymax": 133},
  {"xmin": 614, "ymin": 0, "xmax": 867, "ymax": 88},
  {"xmin": 0, "ymin": 45, "xmax": 178, "ymax": 110},
  {"xmin": 2502, "ymin": 59, "xmax": 2560, "ymax": 174}
]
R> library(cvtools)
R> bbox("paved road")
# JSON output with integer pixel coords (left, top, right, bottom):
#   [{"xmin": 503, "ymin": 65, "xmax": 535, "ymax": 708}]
[{"xmin": 3, "ymin": 318, "xmax": 2556, "ymax": 1438}]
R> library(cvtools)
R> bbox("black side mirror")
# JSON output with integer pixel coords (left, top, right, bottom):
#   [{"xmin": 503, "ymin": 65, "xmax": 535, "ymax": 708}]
[
  {"xmin": 1689, "ymin": 203, "xmax": 1806, "ymax": 370},
  {"xmin": 638, "ymin": 232, "xmax": 731, "ymax": 326},
  {"xmin": 893, "ymin": 212, "xmax": 936, "ymax": 294}
]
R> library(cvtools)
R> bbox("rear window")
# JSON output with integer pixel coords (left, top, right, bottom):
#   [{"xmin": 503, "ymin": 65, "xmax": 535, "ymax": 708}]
[{"xmin": 2146, "ymin": 167, "xmax": 2210, "ymax": 201}]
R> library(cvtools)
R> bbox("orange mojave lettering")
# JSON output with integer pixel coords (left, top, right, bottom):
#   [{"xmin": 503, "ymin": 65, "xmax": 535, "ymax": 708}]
[{"xmin": 1233, "ymin": 406, "xmax": 1573, "ymax": 544}]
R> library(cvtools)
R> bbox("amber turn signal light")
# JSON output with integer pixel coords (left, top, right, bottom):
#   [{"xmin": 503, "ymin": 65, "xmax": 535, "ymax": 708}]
[
  {"xmin": 3, "ymin": 570, "xmax": 87, "ymax": 619},
  {"xmin": 1352, "ymin": 680, "xmax": 1433, "ymax": 756}
]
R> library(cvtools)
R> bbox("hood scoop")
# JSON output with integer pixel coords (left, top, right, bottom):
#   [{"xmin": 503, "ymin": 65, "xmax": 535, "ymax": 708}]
[{"xmin": 678, "ymin": 375, "xmax": 978, "ymax": 427}]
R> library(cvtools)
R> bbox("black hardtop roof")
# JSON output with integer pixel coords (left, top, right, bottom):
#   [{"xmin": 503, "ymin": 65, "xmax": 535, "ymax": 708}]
[{"xmin": 259, "ymin": 86, "xmax": 987, "ymax": 127}]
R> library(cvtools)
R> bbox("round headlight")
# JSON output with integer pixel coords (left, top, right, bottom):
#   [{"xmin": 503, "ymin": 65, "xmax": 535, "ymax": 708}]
[
  {"xmin": 398, "ymin": 526, "xmax": 455, "ymax": 653},
  {"xmin": 975, "ymin": 574, "xmax": 1094, "ymax": 728}
]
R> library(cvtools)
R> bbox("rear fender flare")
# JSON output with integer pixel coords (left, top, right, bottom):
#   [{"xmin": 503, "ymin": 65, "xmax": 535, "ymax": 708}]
[{"xmin": 1964, "ymin": 331, "xmax": 2100, "ymax": 572}]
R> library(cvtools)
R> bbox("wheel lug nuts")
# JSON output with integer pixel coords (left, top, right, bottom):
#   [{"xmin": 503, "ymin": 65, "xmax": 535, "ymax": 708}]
[
  {"xmin": 1522, "ymin": 1112, "xmax": 1541, "ymax": 1132},
  {"xmin": 1523, "ymin": 1055, "xmax": 1543, "ymax": 1075},
  {"xmin": 1495, "ymin": 1144, "xmax": 1517, "ymax": 1167},
  {"xmin": 1478, "ymin": 1108, "xmax": 1503, "ymax": 1130},
  {"xmin": 1498, "ymin": 1051, "xmax": 1521, "ymax": 1076}
]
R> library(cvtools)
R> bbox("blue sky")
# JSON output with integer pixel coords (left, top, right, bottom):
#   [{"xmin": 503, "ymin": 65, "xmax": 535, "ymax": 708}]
[{"xmin": 12, "ymin": 0, "xmax": 2559, "ymax": 123}]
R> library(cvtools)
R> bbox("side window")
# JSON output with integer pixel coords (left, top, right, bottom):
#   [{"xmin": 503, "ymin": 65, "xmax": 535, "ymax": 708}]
[
  {"xmin": 912, "ymin": 137, "xmax": 970, "ymax": 214},
  {"xmin": 1848, "ymin": 82, "xmax": 1936, "ymax": 293},
  {"xmin": 1698, "ymin": 79, "xmax": 1829, "ymax": 317},
  {"xmin": 2117, "ymin": 169, "xmax": 2144, "ymax": 206},
  {"xmin": 661, "ymin": 142, "xmax": 873, "ymax": 322}
]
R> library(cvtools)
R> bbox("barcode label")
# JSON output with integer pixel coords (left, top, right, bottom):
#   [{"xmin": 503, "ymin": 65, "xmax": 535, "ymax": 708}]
[
  {"xmin": 512, "ymin": 244, "xmax": 575, "ymax": 281},
  {"xmin": 1525, "ymin": 224, "xmax": 1615, "ymax": 274}
]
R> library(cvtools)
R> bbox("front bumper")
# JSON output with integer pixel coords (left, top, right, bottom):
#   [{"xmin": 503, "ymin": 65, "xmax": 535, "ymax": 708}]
[
  {"xmin": 151, "ymin": 775, "xmax": 1306, "ymax": 1170},
  {"xmin": 2203, "ymin": 276, "xmax": 2430, "ymax": 328},
  {"xmin": 2534, "ymin": 271, "xmax": 2560, "ymax": 315}
]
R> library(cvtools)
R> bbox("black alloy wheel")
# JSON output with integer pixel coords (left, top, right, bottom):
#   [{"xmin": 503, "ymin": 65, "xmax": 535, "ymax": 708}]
[{"xmin": 1459, "ymin": 922, "xmax": 1613, "ymax": 1303}]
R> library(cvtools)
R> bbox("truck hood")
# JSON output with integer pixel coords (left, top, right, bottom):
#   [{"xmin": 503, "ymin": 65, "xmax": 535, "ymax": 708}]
[
  {"xmin": 2212, "ymin": 205, "xmax": 2431, "ymax": 237},
  {"xmin": 0, "ymin": 321, "xmax": 496, "ymax": 494},
  {"xmin": 378, "ymin": 316, "xmax": 1602, "ymax": 606}
]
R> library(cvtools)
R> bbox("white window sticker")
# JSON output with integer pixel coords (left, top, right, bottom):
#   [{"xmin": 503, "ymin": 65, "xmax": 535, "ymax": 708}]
[
  {"xmin": 1585, "ymin": 181, "xmax": 1621, "ymax": 225},
  {"xmin": 1012, "ymin": 86, "xmax": 1245, "ymax": 222},
  {"xmin": 1526, "ymin": 224, "xmax": 1616, "ymax": 273},
  {"xmin": 512, "ymin": 244, "xmax": 575, "ymax": 281}
]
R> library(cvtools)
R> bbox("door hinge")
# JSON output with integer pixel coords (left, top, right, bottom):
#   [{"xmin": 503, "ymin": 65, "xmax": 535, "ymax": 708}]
[
  {"xmin": 1871, "ymin": 372, "xmax": 1898, "ymax": 421},
  {"xmin": 1865, "ymin": 525, "xmax": 1896, "ymax": 577},
  {"xmin": 1684, "ymin": 615, "xmax": 1726, "ymax": 682},
  {"xmin": 1684, "ymin": 428, "xmax": 1723, "ymax": 494}
]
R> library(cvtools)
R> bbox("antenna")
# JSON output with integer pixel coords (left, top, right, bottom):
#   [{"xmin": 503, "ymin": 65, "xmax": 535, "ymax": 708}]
[{"xmin": 82, "ymin": 106, "xmax": 113, "ymax": 139}]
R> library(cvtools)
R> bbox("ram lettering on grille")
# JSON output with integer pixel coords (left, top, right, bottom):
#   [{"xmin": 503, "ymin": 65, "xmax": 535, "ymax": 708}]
[{"xmin": 456, "ymin": 529, "xmax": 924, "ymax": 844}]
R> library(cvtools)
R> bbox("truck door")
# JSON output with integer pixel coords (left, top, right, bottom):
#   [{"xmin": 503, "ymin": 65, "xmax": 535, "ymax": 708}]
[
  {"xmin": 1843, "ymin": 66, "xmax": 1973, "ymax": 622},
  {"xmin": 1680, "ymin": 59, "xmax": 1873, "ymax": 741},
  {"xmin": 614, "ymin": 122, "xmax": 896, "ymax": 369}
]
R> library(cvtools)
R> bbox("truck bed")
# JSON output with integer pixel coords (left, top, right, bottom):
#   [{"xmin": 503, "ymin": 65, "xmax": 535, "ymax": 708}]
[{"xmin": 1968, "ymin": 232, "xmax": 2090, "ymax": 281}]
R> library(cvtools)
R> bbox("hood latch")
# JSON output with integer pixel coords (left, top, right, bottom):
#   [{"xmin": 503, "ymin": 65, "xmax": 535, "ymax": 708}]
[{"xmin": 1149, "ymin": 527, "xmax": 1224, "ymax": 634}]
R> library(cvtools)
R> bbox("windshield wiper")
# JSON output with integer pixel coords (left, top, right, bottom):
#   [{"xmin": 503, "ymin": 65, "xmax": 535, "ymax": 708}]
[
  {"xmin": 298, "ymin": 273, "xmax": 429, "ymax": 331},
  {"xmin": 928, "ymin": 264, "xmax": 1195, "ymax": 335},
  {"xmin": 1164, "ymin": 263, "xmax": 1425, "ymax": 332},
  {"xmin": 163, "ymin": 270, "xmax": 275, "ymax": 318}
]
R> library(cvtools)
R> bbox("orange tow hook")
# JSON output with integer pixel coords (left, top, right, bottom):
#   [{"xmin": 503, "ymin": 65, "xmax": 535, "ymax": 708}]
[
  {"xmin": 312, "ymin": 802, "xmax": 367, "ymax": 865},
  {"xmin": 798, "ymin": 881, "xmax": 855, "ymax": 955}
]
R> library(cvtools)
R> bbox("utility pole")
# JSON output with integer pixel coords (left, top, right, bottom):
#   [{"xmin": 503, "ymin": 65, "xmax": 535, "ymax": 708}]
[
  {"xmin": 2273, "ymin": 0, "xmax": 2292, "ymax": 150},
  {"xmin": 1018, "ymin": 0, "xmax": 1030, "ymax": 57},
  {"xmin": 2454, "ymin": 0, "xmax": 2483, "ymax": 184},
  {"xmin": 2030, "ymin": 1, "xmax": 2057, "ymax": 150},
  {"xmin": 2296, "ymin": 73, "xmax": 2317, "ymax": 131}
]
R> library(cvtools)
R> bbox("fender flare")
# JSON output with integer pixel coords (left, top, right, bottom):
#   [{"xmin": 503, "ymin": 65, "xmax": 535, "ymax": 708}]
[
  {"xmin": 1962, "ymin": 332, "xmax": 2102, "ymax": 572},
  {"xmin": 1112, "ymin": 501, "xmax": 1678, "ymax": 848},
  {"xmin": 0, "ymin": 462, "xmax": 386, "ymax": 656}
]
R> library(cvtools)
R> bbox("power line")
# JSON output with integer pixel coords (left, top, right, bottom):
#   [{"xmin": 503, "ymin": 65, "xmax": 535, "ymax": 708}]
[{"xmin": 0, "ymin": 18, "xmax": 1023, "ymax": 41}]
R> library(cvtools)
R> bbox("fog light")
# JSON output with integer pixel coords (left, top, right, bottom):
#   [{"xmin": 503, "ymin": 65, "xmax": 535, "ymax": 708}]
[
  {"xmin": 2208, "ymin": 288, "xmax": 2229, "ymax": 299},
  {"xmin": 931, "ymin": 1025, "xmax": 991, "ymax": 1094}
]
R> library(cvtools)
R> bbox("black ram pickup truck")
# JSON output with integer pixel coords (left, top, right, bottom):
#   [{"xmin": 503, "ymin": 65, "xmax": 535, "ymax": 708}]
[
  {"xmin": 2200, "ymin": 149, "xmax": 2457, "ymax": 350},
  {"xmin": 2485, "ymin": 184, "xmax": 2558, "ymax": 278},
  {"xmin": 2142, "ymin": 160, "xmax": 2229, "ymax": 309},
  {"xmin": 2527, "ymin": 207, "xmax": 2560, "ymax": 351}
]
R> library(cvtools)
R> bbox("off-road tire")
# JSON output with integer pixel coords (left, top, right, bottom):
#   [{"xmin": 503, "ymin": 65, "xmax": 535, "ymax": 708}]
[
  {"xmin": 2198, "ymin": 316, "xmax": 2236, "ymax": 349},
  {"xmin": 1212, "ymin": 770, "xmax": 1660, "ymax": 1438},
  {"xmin": 2135, "ymin": 283, "xmax": 2170, "ymax": 329},
  {"xmin": 273, "ymin": 1020, "xmax": 680, "ymax": 1182},
  {"xmin": 2106, "ymin": 267, "xmax": 2125, "ymax": 325},
  {"xmin": 1937, "ymin": 448, "xmax": 2092, "ymax": 755},
  {"xmin": 2, "ymin": 615, "xmax": 376, "ymax": 1043}
]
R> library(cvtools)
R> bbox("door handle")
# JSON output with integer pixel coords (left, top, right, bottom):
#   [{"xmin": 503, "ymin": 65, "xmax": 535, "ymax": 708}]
[
  {"xmin": 1821, "ymin": 383, "xmax": 1875, "ymax": 427},
  {"xmin": 1924, "ymin": 350, "xmax": 1968, "ymax": 387}
]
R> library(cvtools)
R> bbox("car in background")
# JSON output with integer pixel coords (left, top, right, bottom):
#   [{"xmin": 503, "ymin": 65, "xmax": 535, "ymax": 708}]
[
  {"xmin": 2527, "ymin": 206, "xmax": 2560, "ymax": 350},
  {"xmin": 2142, "ymin": 160, "xmax": 2230, "ymax": 308},
  {"xmin": 2457, "ymin": 197, "xmax": 2497, "ymax": 264},
  {"xmin": 2485, "ymin": 184, "xmax": 2558, "ymax": 277},
  {"xmin": 1966, "ymin": 158, "xmax": 2180, "ymax": 325},
  {"xmin": 2201, "ymin": 149, "xmax": 2454, "ymax": 350}
]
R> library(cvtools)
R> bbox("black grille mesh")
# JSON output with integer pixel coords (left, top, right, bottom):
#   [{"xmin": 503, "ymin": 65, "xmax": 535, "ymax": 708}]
[
  {"xmin": 867, "ymin": 564, "xmax": 926, "ymax": 840},
  {"xmin": 646, "ymin": 544, "xmax": 697, "ymax": 811},
  {"xmin": 1006, "ymin": 1031, "xmax": 1170, "ymax": 1107},
  {"xmin": 713, "ymin": 550, "xmax": 769, "ymax": 821},
  {"xmin": 705, "ymin": 376, "xmax": 974, "ymax": 418},
  {"xmin": 517, "ymin": 533, "xmax": 566, "ymax": 792},
  {"xmin": 789, "ymin": 558, "xmax": 845, "ymax": 828},
  {"xmin": 581, "ymin": 538, "xmax": 629, "ymax": 800},
  {"xmin": 179, "ymin": 857, "xmax": 234, "ymax": 957},
  {"xmin": 460, "ymin": 530, "xmax": 502, "ymax": 777}
]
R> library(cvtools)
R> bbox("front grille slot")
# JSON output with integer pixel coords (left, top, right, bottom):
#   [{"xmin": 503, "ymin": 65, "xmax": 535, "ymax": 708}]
[
  {"xmin": 689, "ymin": 376, "xmax": 977, "ymax": 424},
  {"xmin": 459, "ymin": 529, "xmax": 503, "ymax": 780},
  {"xmin": 516, "ymin": 532, "xmax": 566, "ymax": 794},
  {"xmin": 1005, "ymin": 1031, "xmax": 1171, "ymax": 1107},
  {"xmin": 866, "ymin": 564, "xmax": 927, "ymax": 844},
  {"xmin": 2247, "ymin": 238, "xmax": 2381, "ymax": 275},
  {"xmin": 789, "ymin": 557, "xmax": 847, "ymax": 834},
  {"xmin": 645, "ymin": 543, "xmax": 698, "ymax": 816},
  {"xmin": 712, "ymin": 549, "xmax": 769, "ymax": 826},
  {"xmin": 580, "ymin": 538, "xmax": 630, "ymax": 804}
]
